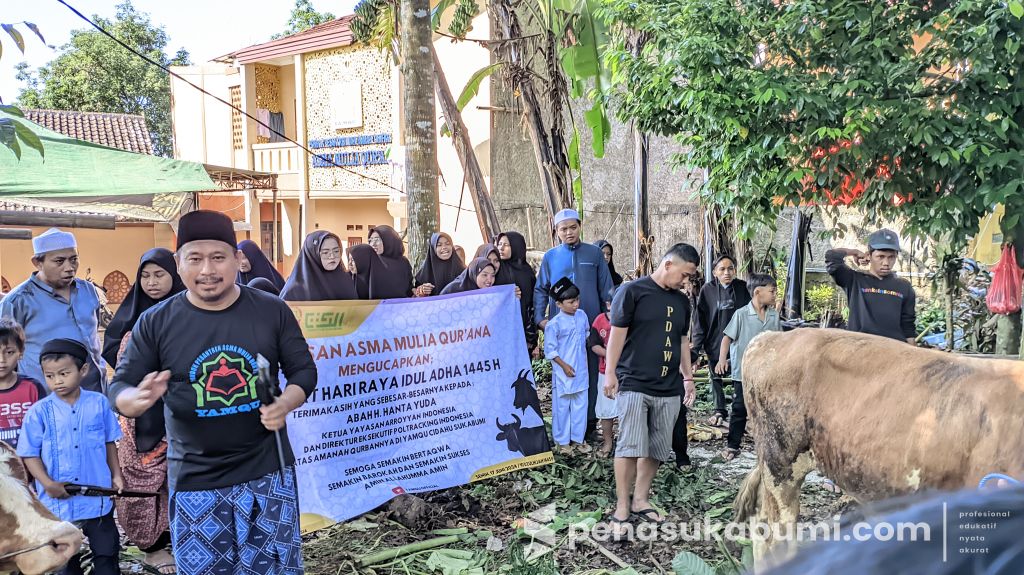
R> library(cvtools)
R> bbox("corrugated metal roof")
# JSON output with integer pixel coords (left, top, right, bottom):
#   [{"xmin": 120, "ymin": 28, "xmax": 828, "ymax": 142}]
[
  {"xmin": 223, "ymin": 16, "xmax": 356, "ymax": 64},
  {"xmin": 23, "ymin": 109, "xmax": 155, "ymax": 155}
]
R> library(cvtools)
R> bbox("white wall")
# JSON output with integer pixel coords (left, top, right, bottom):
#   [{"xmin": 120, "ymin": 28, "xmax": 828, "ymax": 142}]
[
  {"xmin": 433, "ymin": 12, "xmax": 492, "ymax": 251},
  {"xmin": 170, "ymin": 64, "xmax": 240, "ymax": 167}
]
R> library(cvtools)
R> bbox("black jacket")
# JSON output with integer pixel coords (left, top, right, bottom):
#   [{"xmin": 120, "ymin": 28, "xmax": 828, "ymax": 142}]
[{"xmin": 690, "ymin": 278, "xmax": 752, "ymax": 361}]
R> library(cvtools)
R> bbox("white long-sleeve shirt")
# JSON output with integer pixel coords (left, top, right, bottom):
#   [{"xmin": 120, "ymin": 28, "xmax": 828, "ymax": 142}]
[{"xmin": 544, "ymin": 309, "xmax": 590, "ymax": 396}]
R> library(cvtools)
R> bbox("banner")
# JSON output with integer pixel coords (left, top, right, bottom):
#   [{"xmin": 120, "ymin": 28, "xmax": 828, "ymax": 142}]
[{"xmin": 286, "ymin": 285, "xmax": 554, "ymax": 532}]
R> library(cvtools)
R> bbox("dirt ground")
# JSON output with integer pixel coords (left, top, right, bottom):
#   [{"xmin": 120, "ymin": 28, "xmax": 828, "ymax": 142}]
[{"xmin": 299, "ymin": 380, "xmax": 851, "ymax": 575}]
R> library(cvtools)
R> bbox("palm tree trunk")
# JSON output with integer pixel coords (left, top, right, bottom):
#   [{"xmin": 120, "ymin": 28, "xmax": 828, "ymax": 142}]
[{"xmin": 401, "ymin": 0, "xmax": 439, "ymax": 268}]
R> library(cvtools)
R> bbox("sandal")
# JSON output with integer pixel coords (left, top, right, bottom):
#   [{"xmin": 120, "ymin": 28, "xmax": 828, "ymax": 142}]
[
  {"xmin": 720, "ymin": 448, "xmax": 740, "ymax": 461},
  {"xmin": 605, "ymin": 514, "xmax": 632, "ymax": 541},
  {"xmin": 707, "ymin": 414, "xmax": 726, "ymax": 427},
  {"xmin": 630, "ymin": 508, "xmax": 666, "ymax": 525}
]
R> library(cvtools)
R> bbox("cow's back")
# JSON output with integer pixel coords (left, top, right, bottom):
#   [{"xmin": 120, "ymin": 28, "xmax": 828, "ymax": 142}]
[{"xmin": 742, "ymin": 329, "xmax": 1024, "ymax": 499}]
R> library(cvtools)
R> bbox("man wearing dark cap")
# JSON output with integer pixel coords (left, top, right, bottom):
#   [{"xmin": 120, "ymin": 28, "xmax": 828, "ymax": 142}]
[
  {"xmin": 108, "ymin": 210, "xmax": 317, "ymax": 575},
  {"xmin": 825, "ymin": 228, "xmax": 917, "ymax": 344}
]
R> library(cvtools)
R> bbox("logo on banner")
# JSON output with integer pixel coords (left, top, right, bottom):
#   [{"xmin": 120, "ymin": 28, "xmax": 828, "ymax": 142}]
[{"xmin": 189, "ymin": 345, "xmax": 259, "ymax": 417}]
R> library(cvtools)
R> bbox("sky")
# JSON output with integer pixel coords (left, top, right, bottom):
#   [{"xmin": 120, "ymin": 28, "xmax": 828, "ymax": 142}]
[{"xmin": 0, "ymin": 0, "xmax": 360, "ymax": 101}]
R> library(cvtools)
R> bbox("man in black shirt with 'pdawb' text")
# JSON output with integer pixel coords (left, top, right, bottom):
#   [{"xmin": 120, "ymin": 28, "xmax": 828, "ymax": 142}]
[
  {"xmin": 109, "ymin": 210, "xmax": 317, "ymax": 575},
  {"xmin": 602, "ymin": 243, "xmax": 699, "ymax": 536}
]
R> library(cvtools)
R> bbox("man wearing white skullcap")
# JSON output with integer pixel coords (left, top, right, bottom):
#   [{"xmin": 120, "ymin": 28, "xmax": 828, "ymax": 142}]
[
  {"xmin": 0, "ymin": 228, "xmax": 105, "ymax": 391},
  {"xmin": 534, "ymin": 208, "xmax": 614, "ymax": 442}
]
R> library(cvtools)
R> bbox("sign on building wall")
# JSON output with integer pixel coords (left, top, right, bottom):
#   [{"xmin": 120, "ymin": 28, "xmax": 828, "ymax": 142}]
[{"xmin": 330, "ymin": 80, "xmax": 363, "ymax": 130}]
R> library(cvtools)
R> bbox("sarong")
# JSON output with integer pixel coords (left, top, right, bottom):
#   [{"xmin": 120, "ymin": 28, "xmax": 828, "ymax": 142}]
[
  {"xmin": 169, "ymin": 468, "xmax": 303, "ymax": 575},
  {"xmin": 114, "ymin": 416, "xmax": 169, "ymax": 549}
]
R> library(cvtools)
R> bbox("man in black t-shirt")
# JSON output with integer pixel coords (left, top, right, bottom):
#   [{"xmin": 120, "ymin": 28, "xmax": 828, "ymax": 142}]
[
  {"xmin": 825, "ymin": 228, "xmax": 917, "ymax": 344},
  {"xmin": 603, "ymin": 243, "xmax": 699, "ymax": 534},
  {"xmin": 109, "ymin": 211, "xmax": 317, "ymax": 575}
]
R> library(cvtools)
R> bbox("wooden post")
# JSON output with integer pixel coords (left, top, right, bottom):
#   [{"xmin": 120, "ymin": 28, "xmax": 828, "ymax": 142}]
[
  {"xmin": 633, "ymin": 127, "xmax": 652, "ymax": 276},
  {"xmin": 996, "ymin": 312, "xmax": 1021, "ymax": 356}
]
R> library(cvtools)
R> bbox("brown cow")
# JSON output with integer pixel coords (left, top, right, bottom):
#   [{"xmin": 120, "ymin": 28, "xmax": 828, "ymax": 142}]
[
  {"xmin": 0, "ymin": 441, "xmax": 83, "ymax": 575},
  {"xmin": 734, "ymin": 329, "xmax": 1024, "ymax": 566}
]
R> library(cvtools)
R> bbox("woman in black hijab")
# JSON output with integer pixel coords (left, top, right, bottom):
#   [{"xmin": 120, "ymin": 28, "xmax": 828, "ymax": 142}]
[
  {"xmin": 102, "ymin": 248, "xmax": 185, "ymax": 367},
  {"xmin": 103, "ymin": 248, "xmax": 185, "ymax": 568},
  {"xmin": 414, "ymin": 232, "xmax": 465, "ymax": 297},
  {"xmin": 368, "ymin": 225, "xmax": 414, "ymax": 298},
  {"xmin": 349, "ymin": 244, "xmax": 373, "ymax": 299},
  {"xmin": 496, "ymin": 232, "xmax": 537, "ymax": 346},
  {"xmin": 595, "ymin": 240, "xmax": 624, "ymax": 287},
  {"xmin": 475, "ymin": 243, "xmax": 514, "ymax": 285},
  {"xmin": 440, "ymin": 257, "xmax": 498, "ymax": 295},
  {"xmin": 281, "ymin": 231, "xmax": 358, "ymax": 301},
  {"xmin": 247, "ymin": 277, "xmax": 281, "ymax": 296},
  {"xmin": 237, "ymin": 239, "xmax": 285, "ymax": 290}
]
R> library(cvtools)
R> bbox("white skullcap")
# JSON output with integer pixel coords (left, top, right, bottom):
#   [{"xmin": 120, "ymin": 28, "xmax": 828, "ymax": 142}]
[
  {"xmin": 553, "ymin": 208, "xmax": 580, "ymax": 227},
  {"xmin": 32, "ymin": 228, "xmax": 78, "ymax": 255}
]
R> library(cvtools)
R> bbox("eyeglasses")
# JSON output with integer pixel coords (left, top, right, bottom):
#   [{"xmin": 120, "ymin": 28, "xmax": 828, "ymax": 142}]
[{"xmin": 319, "ymin": 249, "xmax": 341, "ymax": 257}]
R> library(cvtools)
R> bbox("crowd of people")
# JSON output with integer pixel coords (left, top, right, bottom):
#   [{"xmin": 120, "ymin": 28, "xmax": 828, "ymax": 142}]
[{"xmin": 0, "ymin": 204, "xmax": 920, "ymax": 573}]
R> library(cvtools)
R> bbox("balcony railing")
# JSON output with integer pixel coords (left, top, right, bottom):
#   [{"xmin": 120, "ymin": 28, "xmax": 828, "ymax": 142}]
[{"xmin": 253, "ymin": 142, "xmax": 300, "ymax": 174}]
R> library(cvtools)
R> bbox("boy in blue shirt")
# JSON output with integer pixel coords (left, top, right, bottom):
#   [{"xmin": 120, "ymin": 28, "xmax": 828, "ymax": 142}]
[
  {"xmin": 544, "ymin": 277, "xmax": 592, "ymax": 455},
  {"xmin": 18, "ymin": 338, "xmax": 123, "ymax": 575},
  {"xmin": 715, "ymin": 274, "xmax": 781, "ymax": 461}
]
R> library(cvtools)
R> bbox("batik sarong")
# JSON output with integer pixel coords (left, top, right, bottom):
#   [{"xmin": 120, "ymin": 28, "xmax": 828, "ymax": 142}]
[{"xmin": 169, "ymin": 467, "xmax": 303, "ymax": 575}]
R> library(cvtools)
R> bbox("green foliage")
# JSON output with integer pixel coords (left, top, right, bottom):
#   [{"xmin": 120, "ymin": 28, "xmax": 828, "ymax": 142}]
[
  {"xmin": 0, "ymin": 22, "xmax": 46, "ymax": 159},
  {"xmin": 601, "ymin": 0, "xmax": 1024, "ymax": 249},
  {"xmin": 804, "ymin": 282, "xmax": 838, "ymax": 322},
  {"xmin": 15, "ymin": 1, "xmax": 189, "ymax": 157},
  {"xmin": 671, "ymin": 551, "xmax": 716, "ymax": 575},
  {"xmin": 0, "ymin": 105, "xmax": 44, "ymax": 159},
  {"xmin": 273, "ymin": 0, "xmax": 336, "ymax": 39},
  {"xmin": 448, "ymin": 0, "xmax": 480, "ymax": 38}
]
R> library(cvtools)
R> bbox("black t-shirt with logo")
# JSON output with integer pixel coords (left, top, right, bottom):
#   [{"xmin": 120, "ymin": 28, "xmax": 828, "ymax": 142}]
[
  {"xmin": 610, "ymin": 277, "xmax": 691, "ymax": 397},
  {"xmin": 109, "ymin": 287, "xmax": 317, "ymax": 491}
]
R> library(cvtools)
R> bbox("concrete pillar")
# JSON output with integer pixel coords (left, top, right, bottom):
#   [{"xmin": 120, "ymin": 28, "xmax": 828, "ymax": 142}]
[{"xmin": 294, "ymin": 54, "xmax": 316, "ymax": 240}]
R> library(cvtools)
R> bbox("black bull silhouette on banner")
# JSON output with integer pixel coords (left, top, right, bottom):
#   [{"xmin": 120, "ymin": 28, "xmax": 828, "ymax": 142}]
[{"xmin": 496, "ymin": 369, "xmax": 552, "ymax": 456}]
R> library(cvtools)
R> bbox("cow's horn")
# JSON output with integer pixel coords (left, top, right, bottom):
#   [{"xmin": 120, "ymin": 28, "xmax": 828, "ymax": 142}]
[
  {"xmin": 512, "ymin": 413, "xmax": 521, "ymax": 425},
  {"xmin": 495, "ymin": 417, "xmax": 503, "ymax": 428}
]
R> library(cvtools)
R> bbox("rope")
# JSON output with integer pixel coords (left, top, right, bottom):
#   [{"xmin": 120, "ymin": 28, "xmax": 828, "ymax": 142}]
[{"xmin": 978, "ymin": 473, "xmax": 1020, "ymax": 488}]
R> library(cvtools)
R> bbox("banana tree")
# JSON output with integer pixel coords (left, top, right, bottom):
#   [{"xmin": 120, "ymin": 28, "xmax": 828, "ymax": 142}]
[
  {"xmin": 445, "ymin": 0, "xmax": 611, "ymax": 241},
  {"xmin": 352, "ymin": 0, "xmax": 501, "ymax": 240}
]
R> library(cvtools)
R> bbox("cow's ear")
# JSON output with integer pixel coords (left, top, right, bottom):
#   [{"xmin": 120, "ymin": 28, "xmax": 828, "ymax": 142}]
[{"xmin": 496, "ymin": 433, "xmax": 505, "ymax": 441}]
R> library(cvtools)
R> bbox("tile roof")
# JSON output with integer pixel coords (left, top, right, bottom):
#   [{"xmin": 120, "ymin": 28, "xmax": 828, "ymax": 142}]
[
  {"xmin": 219, "ymin": 16, "xmax": 355, "ymax": 64},
  {"xmin": 24, "ymin": 109, "xmax": 155, "ymax": 155}
]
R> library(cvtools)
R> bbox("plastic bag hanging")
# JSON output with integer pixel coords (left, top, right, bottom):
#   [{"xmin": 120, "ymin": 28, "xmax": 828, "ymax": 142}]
[{"xmin": 986, "ymin": 245, "xmax": 1024, "ymax": 315}]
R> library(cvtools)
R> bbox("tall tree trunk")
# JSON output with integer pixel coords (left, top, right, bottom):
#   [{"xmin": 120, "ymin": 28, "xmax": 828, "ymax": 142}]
[
  {"xmin": 401, "ymin": 0, "xmax": 439, "ymax": 268},
  {"xmin": 492, "ymin": 0, "xmax": 571, "ymax": 241},
  {"xmin": 430, "ymin": 45, "xmax": 501, "ymax": 240},
  {"xmin": 633, "ymin": 127, "xmax": 653, "ymax": 277}
]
